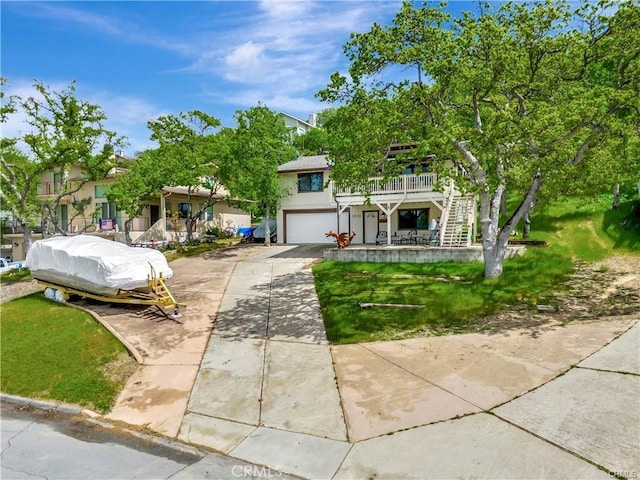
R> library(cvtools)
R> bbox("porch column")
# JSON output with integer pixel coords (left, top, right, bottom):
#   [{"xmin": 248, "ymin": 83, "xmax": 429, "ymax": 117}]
[
  {"xmin": 373, "ymin": 200, "xmax": 403, "ymax": 246},
  {"xmin": 160, "ymin": 192, "xmax": 167, "ymax": 241}
]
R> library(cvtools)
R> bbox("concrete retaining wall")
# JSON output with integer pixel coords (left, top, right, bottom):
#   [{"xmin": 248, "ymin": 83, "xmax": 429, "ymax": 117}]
[{"xmin": 323, "ymin": 245, "xmax": 526, "ymax": 263}]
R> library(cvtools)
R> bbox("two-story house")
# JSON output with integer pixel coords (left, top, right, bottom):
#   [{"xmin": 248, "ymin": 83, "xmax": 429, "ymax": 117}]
[
  {"xmin": 7, "ymin": 154, "xmax": 250, "ymax": 260},
  {"xmin": 277, "ymin": 146, "xmax": 477, "ymax": 247}
]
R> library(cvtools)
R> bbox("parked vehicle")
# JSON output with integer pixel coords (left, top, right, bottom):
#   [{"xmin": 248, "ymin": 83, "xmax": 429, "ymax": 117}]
[
  {"xmin": 25, "ymin": 235, "xmax": 183, "ymax": 318},
  {"xmin": 252, "ymin": 219, "xmax": 277, "ymax": 243},
  {"xmin": 0, "ymin": 257, "xmax": 24, "ymax": 275}
]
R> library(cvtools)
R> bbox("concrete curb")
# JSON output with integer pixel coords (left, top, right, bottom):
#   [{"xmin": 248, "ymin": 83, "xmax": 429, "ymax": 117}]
[
  {"xmin": 64, "ymin": 302, "xmax": 145, "ymax": 365},
  {"xmin": 1, "ymin": 392, "xmax": 84, "ymax": 416},
  {"xmin": 1, "ymin": 392, "xmax": 207, "ymax": 459}
]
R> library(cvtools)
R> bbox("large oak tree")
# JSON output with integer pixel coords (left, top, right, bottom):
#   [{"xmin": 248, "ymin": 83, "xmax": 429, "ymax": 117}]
[
  {"xmin": 0, "ymin": 80, "xmax": 125, "ymax": 253},
  {"xmin": 319, "ymin": 0, "xmax": 640, "ymax": 278}
]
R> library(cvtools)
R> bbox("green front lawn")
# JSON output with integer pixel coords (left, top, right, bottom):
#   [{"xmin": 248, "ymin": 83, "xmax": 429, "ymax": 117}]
[
  {"xmin": 314, "ymin": 197, "xmax": 640, "ymax": 344},
  {"xmin": 0, "ymin": 237, "xmax": 240, "ymax": 411},
  {"xmin": 314, "ymin": 248, "xmax": 573, "ymax": 344},
  {"xmin": 163, "ymin": 237, "xmax": 240, "ymax": 262},
  {"xmin": 0, "ymin": 268, "xmax": 32, "ymax": 285},
  {"xmin": 1, "ymin": 294, "xmax": 133, "ymax": 412}
]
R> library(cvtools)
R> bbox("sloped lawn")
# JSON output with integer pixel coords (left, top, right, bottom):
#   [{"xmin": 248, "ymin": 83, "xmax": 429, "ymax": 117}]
[
  {"xmin": 1, "ymin": 294, "xmax": 134, "ymax": 412},
  {"xmin": 315, "ymin": 197, "xmax": 640, "ymax": 344},
  {"xmin": 314, "ymin": 248, "xmax": 573, "ymax": 344}
]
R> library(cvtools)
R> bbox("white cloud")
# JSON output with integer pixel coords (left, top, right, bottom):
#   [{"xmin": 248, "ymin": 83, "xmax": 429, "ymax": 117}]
[
  {"xmin": 259, "ymin": 0, "xmax": 313, "ymax": 20},
  {"xmin": 223, "ymin": 41, "xmax": 269, "ymax": 81},
  {"xmin": 189, "ymin": 1, "xmax": 401, "ymax": 95},
  {"xmin": 89, "ymin": 91, "xmax": 167, "ymax": 154},
  {"xmin": 222, "ymin": 88, "xmax": 324, "ymax": 119},
  {"xmin": 4, "ymin": 1, "xmax": 403, "ymax": 149}
]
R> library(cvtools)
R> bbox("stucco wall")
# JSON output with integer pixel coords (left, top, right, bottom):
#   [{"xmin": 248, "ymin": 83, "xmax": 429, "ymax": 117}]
[
  {"xmin": 279, "ymin": 171, "xmax": 334, "ymax": 209},
  {"xmin": 324, "ymin": 245, "xmax": 525, "ymax": 263}
]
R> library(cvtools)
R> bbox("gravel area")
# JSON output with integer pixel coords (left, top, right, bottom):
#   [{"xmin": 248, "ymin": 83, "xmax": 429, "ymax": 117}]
[{"xmin": 0, "ymin": 279, "xmax": 44, "ymax": 303}]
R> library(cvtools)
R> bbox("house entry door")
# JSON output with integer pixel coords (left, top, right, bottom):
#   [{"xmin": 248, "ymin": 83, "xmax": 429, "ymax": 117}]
[
  {"xmin": 363, "ymin": 210, "xmax": 379, "ymax": 244},
  {"xmin": 150, "ymin": 206, "xmax": 160, "ymax": 226}
]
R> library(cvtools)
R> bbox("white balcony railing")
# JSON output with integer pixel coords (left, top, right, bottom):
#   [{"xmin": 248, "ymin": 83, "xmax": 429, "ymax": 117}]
[{"xmin": 333, "ymin": 173, "xmax": 438, "ymax": 197}]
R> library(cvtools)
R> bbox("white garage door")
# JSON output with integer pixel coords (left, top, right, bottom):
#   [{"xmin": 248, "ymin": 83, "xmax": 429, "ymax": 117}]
[{"xmin": 286, "ymin": 211, "xmax": 349, "ymax": 244}]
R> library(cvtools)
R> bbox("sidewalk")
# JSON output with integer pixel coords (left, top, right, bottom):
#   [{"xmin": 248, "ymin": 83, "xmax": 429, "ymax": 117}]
[{"xmin": 9, "ymin": 243, "xmax": 638, "ymax": 479}]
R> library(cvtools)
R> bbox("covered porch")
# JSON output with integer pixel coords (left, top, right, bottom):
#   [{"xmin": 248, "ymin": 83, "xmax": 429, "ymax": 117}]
[{"xmin": 335, "ymin": 178, "xmax": 476, "ymax": 248}]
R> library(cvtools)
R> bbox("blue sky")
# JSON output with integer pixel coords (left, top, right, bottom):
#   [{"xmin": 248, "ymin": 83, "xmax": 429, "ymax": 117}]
[
  {"xmin": 2, "ymin": 0, "xmax": 409, "ymax": 155},
  {"xmin": 4, "ymin": 1, "xmax": 541, "ymax": 156}
]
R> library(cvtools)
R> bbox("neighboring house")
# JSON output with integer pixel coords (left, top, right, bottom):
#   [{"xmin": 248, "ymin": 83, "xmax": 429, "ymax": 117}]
[
  {"xmin": 7, "ymin": 154, "xmax": 250, "ymax": 260},
  {"xmin": 277, "ymin": 146, "xmax": 477, "ymax": 247},
  {"xmin": 279, "ymin": 112, "xmax": 318, "ymax": 141},
  {"xmin": 134, "ymin": 185, "xmax": 250, "ymax": 244}
]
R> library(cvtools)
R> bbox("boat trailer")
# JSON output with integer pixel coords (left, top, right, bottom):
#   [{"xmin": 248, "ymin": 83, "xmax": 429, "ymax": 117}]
[{"xmin": 37, "ymin": 266, "xmax": 185, "ymax": 321}]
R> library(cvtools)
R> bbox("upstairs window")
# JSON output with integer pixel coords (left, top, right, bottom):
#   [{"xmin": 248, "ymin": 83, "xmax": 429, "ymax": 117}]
[
  {"xmin": 95, "ymin": 184, "xmax": 108, "ymax": 198},
  {"xmin": 53, "ymin": 173, "xmax": 62, "ymax": 193},
  {"xmin": 298, "ymin": 172, "xmax": 324, "ymax": 192},
  {"xmin": 401, "ymin": 164, "xmax": 430, "ymax": 175}
]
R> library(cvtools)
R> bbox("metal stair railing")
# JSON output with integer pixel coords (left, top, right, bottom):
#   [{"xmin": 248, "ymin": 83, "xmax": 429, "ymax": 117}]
[{"xmin": 438, "ymin": 182, "xmax": 454, "ymax": 247}]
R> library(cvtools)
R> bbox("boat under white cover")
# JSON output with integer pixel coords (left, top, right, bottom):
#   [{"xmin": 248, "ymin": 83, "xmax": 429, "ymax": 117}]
[{"xmin": 25, "ymin": 235, "xmax": 173, "ymax": 296}]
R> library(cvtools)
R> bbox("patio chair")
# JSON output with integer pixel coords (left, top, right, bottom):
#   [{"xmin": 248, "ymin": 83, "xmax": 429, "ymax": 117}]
[
  {"xmin": 407, "ymin": 229, "xmax": 418, "ymax": 245},
  {"xmin": 429, "ymin": 228, "xmax": 440, "ymax": 246},
  {"xmin": 375, "ymin": 231, "xmax": 388, "ymax": 245}
]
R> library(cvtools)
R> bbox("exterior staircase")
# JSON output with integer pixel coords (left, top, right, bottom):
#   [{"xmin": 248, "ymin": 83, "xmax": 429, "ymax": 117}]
[{"xmin": 440, "ymin": 195, "xmax": 475, "ymax": 247}]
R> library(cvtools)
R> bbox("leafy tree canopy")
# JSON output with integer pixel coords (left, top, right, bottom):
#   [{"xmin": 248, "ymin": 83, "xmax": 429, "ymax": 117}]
[
  {"xmin": 318, "ymin": 0, "xmax": 640, "ymax": 277},
  {"xmin": 292, "ymin": 127, "xmax": 329, "ymax": 156},
  {"xmin": 140, "ymin": 110, "xmax": 232, "ymax": 242},
  {"xmin": 0, "ymin": 79, "xmax": 125, "ymax": 249},
  {"xmin": 228, "ymin": 104, "xmax": 297, "ymax": 244}
]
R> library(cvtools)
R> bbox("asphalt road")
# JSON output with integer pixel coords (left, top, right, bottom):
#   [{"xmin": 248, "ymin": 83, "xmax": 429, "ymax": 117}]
[{"xmin": 0, "ymin": 401, "xmax": 295, "ymax": 480}]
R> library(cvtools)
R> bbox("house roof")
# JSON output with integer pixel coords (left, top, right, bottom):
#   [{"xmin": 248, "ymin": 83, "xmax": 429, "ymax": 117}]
[
  {"xmin": 162, "ymin": 186, "xmax": 227, "ymax": 200},
  {"xmin": 278, "ymin": 112, "xmax": 316, "ymax": 129},
  {"xmin": 161, "ymin": 185, "xmax": 255, "ymax": 204},
  {"xmin": 277, "ymin": 144, "xmax": 432, "ymax": 174},
  {"xmin": 278, "ymin": 155, "xmax": 329, "ymax": 173}
]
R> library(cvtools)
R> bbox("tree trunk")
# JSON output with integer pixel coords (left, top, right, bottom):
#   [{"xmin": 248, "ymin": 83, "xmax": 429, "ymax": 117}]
[
  {"xmin": 22, "ymin": 223, "xmax": 32, "ymax": 256},
  {"xmin": 480, "ymin": 217, "xmax": 511, "ymax": 278},
  {"xmin": 612, "ymin": 183, "xmax": 620, "ymax": 210},
  {"xmin": 500, "ymin": 188, "xmax": 507, "ymax": 217},
  {"xmin": 186, "ymin": 216, "xmax": 198, "ymax": 243},
  {"xmin": 523, "ymin": 212, "xmax": 531, "ymax": 239},
  {"xmin": 523, "ymin": 201, "xmax": 534, "ymax": 239},
  {"xmin": 483, "ymin": 241, "xmax": 509, "ymax": 278},
  {"xmin": 264, "ymin": 204, "xmax": 271, "ymax": 246},
  {"xmin": 124, "ymin": 218, "xmax": 134, "ymax": 246},
  {"xmin": 481, "ymin": 171, "xmax": 541, "ymax": 278},
  {"xmin": 41, "ymin": 215, "xmax": 51, "ymax": 238}
]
